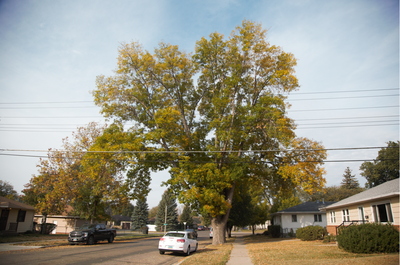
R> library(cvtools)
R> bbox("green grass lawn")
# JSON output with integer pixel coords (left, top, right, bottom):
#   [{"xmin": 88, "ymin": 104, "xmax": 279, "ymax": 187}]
[{"xmin": 245, "ymin": 235, "xmax": 399, "ymax": 265}]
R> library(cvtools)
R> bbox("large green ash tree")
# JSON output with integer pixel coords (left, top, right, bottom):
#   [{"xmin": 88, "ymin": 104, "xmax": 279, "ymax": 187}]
[{"xmin": 93, "ymin": 20, "xmax": 327, "ymax": 245}]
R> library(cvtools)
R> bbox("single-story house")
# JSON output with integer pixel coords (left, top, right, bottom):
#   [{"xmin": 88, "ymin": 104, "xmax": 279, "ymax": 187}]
[
  {"xmin": 34, "ymin": 206, "xmax": 88, "ymax": 234},
  {"xmin": 321, "ymin": 178, "xmax": 399, "ymax": 235},
  {"xmin": 270, "ymin": 201, "xmax": 335, "ymax": 235},
  {"xmin": 0, "ymin": 196, "xmax": 35, "ymax": 234}
]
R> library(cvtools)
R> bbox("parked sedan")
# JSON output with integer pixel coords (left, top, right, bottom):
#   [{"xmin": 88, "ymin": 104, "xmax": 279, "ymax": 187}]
[
  {"xmin": 185, "ymin": 228, "xmax": 198, "ymax": 238},
  {"xmin": 159, "ymin": 231, "xmax": 198, "ymax": 255}
]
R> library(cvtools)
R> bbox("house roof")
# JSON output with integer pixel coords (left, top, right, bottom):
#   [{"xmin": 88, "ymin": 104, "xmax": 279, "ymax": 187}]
[
  {"xmin": 112, "ymin": 215, "xmax": 132, "ymax": 222},
  {"xmin": 322, "ymin": 178, "xmax": 400, "ymax": 210},
  {"xmin": 270, "ymin": 201, "xmax": 335, "ymax": 216},
  {"xmin": 0, "ymin": 196, "xmax": 35, "ymax": 211}
]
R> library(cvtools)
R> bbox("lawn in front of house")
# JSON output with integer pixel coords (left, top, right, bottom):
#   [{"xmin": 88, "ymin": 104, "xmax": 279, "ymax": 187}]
[
  {"xmin": 245, "ymin": 235, "xmax": 399, "ymax": 265},
  {"xmin": 180, "ymin": 237, "xmax": 234, "ymax": 265}
]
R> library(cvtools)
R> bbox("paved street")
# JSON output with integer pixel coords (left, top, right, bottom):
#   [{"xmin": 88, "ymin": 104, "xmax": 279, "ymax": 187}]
[{"xmin": 0, "ymin": 231, "xmax": 212, "ymax": 265}]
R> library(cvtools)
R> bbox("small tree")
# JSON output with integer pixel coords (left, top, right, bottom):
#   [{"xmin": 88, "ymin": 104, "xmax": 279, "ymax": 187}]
[
  {"xmin": 148, "ymin": 206, "xmax": 158, "ymax": 219},
  {"xmin": 309, "ymin": 185, "xmax": 363, "ymax": 202},
  {"xmin": 131, "ymin": 198, "xmax": 149, "ymax": 230},
  {"xmin": 155, "ymin": 191, "xmax": 179, "ymax": 232},
  {"xmin": 180, "ymin": 205, "xmax": 193, "ymax": 229},
  {"xmin": 0, "ymin": 180, "xmax": 18, "ymax": 200},
  {"xmin": 360, "ymin": 141, "xmax": 399, "ymax": 188},
  {"xmin": 340, "ymin": 167, "xmax": 360, "ymax": 189}
]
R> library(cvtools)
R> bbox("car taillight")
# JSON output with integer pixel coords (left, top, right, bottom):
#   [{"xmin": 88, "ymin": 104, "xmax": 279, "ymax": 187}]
[
  {"xmin": 160, "ymin": 238, "xmax": 164, "ymax": 241},
  {"xmin": 177, "ymin": 239, "xmax": 185, "ymax": 243}
]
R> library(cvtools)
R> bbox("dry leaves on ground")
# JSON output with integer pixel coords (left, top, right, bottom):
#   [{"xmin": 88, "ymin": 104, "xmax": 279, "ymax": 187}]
[{"xmin": 245, "ymin": 236, "xmax": 399, "ymax": 265}]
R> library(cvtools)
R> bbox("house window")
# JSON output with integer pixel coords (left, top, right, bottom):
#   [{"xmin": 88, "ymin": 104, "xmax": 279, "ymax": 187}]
[
  {"xmin": 17, "ymin": 210, "xmax": 26, "ymax": 222},
  {"xmin": 342, "ymin": 209, "xmax": 350, "ymax": 221},
  {"xmin": 372, "ymin": 203, "xmax": 393, "ymax": 223},
  {"xmin": 358, "ymin": 206, "xmax": 365, "ymax": 222},
  {"xmin": 292, "ymin": 215, "xmax": 297, "ymax": 222},
  {"xmin": 314, "ymin": 214, "xmax": 322, "ymax": 222},
  {"xmin": 330, "ymin": 211, "xmax": 336, "ymax": 223}
]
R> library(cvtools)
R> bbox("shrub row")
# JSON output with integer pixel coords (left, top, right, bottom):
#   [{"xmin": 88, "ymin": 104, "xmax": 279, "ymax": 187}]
[
  {"xmin": 337, "ymin": 223, "xmax": 399, "ymax": 254},
  {"xmin": 296, "ymin": 225, "xmax": 326, "ymax": 241},
  {"xmin": 267, "ymin": 225, "xmax": 281, "ymax": 238}
]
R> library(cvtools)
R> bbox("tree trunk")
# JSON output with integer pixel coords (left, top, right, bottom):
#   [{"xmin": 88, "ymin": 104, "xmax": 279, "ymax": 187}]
[
  {"xmin": 226, "ymin": 225, "xmax": 232, "ymax": 238},
  {"xmin": 211, "ymin": 217, "xmax": 227, "ymax": 245},
  {"xmin": 41, "ymin": 215, "xmax": 47, "ymax": 234},
  {"xmin": 211, "ymin": 183, "xmax": 236, "ymax": 245}
]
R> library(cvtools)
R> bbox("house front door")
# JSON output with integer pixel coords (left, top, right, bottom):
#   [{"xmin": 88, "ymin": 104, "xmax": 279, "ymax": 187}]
[
  {"xmin": 0, "ymin": 209, "xmax": 10, "ymax": 231},
  {"xmin": 52, "ymin": 221, "xmax": 57, "ymax": 234}
]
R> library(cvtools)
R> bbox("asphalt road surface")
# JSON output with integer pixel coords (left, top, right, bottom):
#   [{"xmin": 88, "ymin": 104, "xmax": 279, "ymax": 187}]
[{"xmin": 0, "ymin": 230, "xmax": 211, "ymax": 265}]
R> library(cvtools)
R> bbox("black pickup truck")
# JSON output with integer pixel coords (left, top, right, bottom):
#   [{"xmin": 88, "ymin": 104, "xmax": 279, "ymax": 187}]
[{"xmin": 68, "ymin": 224, "xmax": 116, "ymax": 245}]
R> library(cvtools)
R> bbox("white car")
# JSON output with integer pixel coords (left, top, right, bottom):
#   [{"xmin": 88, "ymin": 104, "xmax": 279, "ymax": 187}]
[
  {"xmin": 209, "ymin": 227, "xmax": 213, "ymax": 238},
  {"xmin": 159, "ymin": 231, "xmax": 198, "ymax": 255}
]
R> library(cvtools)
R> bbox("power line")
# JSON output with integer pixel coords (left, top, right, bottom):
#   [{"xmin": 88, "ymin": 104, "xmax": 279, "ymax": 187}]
[
  {"xmin": 297, "ymin": 123, "xmax": 399, "ymax": 129},
  {"xmin": 289, "ymin": 94, "xmax": 398, "ymax": 101},
  {"xmin": 0, "ymin": 116, "xmax": 103, "ymax": 119},
  {"xmin": 1, "ymin": 88, "xmax": 398, "ymax": 105},
  {"xmin": 298, "ymin": 119, "xmax": 399, "ymax": 126},
  {"xmin": 295, "ymin": 115, "xmax": 399, "ymax": 121},
  {"xmin": 0, "ymin": 101, "xmax": 92, "ymax": 105},
  {"xmin": 0, "ymin": 106, "xmax": 96, "ymax": 109},
  {"xmin": 0, "ymin": 153, "xmax": 397, "ymax": 164},
  {"xmin": 1, "ymin": 94, "xmax": 397, "ymax": 108},
  {"xmin": 1, "ymin": 114, "xmax": 398, "ymax": 125},
  {"xmin": 0, "ymin": 105, "xmax": 398, "ymax": 119},
  {"xmin": 1, "ymin": 146, "xmax": 395, "ymax": 154},
  {"xmin": 1, "ymin": 121, "xmax": 397, "ymax": 132},
  {"xmin": 289, "ymin": 88, "xmax": 399, "ymax": 95},
  {"xmin": 1, "ymin": 118, "xmax": 396, "ymax": 128},
  {"xmin": 289, "ymin": 105, "xmax": 399, "ymax": 112}
]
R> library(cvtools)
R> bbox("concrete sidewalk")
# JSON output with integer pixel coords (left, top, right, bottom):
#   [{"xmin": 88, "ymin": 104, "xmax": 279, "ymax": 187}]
[
  {"xmin": 226, "ymin": 233, "xmax": 253, "ymax": 265},
  {"xmin": 0, "ymin": 242, "xmax": 43, "ymax": 252}
]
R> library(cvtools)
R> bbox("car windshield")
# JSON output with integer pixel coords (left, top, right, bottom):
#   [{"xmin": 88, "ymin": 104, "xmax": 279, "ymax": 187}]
[
  {"xmin": 165, "ymin": 233, "xmax": 185, "ymax": 238},
  {"xmin": 77, "ymin": 224, "xmax": 97, "ymax": 231}
]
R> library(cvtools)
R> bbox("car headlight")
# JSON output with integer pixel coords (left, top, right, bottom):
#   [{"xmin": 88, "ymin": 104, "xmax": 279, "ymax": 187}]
[{"xmin": 82, "ymin": 232, "xmax": 88, "ymax": 237}]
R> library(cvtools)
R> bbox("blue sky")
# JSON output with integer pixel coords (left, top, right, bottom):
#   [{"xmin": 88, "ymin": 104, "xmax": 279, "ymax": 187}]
[{"xmin": 0, "ymin": 0, "xmax": 398, "ymax": 208}]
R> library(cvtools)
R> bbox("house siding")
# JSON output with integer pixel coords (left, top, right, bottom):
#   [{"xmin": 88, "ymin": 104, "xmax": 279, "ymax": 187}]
[
  {"xmin": 34, "ymin": 216, "xmax": 88, "ymax": 234},
  {"xmin": 275, "ymin": 213, "xmax": 328, "ymax": 233},
  {"xmin": 1, "ymin": 208, "xmax": 34, "ymax": 233},
  {"xmin": 326, "ymin": 195, "xmax": 399, "ymax": 235},
  {"xmin": 18, "ymin": 210, "xmax": 34, "ymax": 233}
]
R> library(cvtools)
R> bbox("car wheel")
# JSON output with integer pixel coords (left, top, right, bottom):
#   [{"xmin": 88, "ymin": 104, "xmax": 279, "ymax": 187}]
[
  {"xmin": 87, "ymin": 236, "xmax": 94, "ymax": 245},
  {"xmin": 194, "ymin": 243, "xmax": 198, "ymax": 252},
  {"xmin": 108, "ymin": 234, "xmax": 114, "ymax": 243},
  {"xmin": 159, "ymin": 250, "xmax": 165, "ymax": 255},
  {"xmin": 186, "ymin": 246, "xmax": 190, "ymax": 256}
]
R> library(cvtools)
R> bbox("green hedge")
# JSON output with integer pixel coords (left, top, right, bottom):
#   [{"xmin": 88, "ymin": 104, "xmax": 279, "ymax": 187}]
[
  {"xmin": 296, "ymin": 225, "xmax": 326, "ymax": 241},
  {"xmin": 268, "ymin": 225, "xmax": 281, "ymax": 238},
  {"xmin": 337, "ymin": 223, "xmax": 399, "ymax": 253}
]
